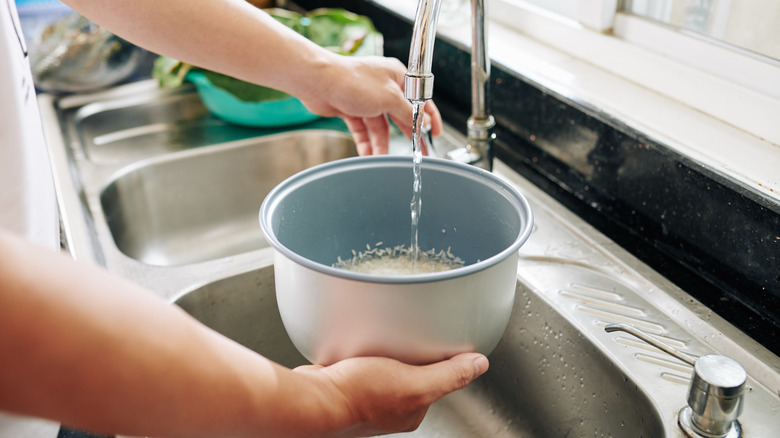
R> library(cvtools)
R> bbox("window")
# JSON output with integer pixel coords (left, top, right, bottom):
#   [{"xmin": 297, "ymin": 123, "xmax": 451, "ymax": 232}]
[
  {"xmin": 620, "ymin": 0, "xmax": 780, "ymax": 62},
  {"xmin": 489, "ymin": 0, "xmax": 780, "ymax": 99},
  {"xmin": 484, "ymin": 0, "xmax": 780, "ymax": 201}
]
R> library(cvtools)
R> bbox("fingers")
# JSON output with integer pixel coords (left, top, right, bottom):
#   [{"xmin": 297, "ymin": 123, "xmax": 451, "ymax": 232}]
[
  {"xmin": 293, "ymin": 363, "xmax": 324, "ymax": 372},
  {"xmin": 423, "ymin": 100, "xmax": 443, "ymax": 137},
  {"xmin": 293, "ymin": 353, "xmax": 488, "ymax": 437},
  {"xmin": 417, "ymin": 353, "xmax": 489, "ymax": 401},
  {"xmin": 364, "ymin": 115, "xmax": 390, "ymax": 156},
  {"xmin": 344, "ymin": 115, "xmax": 391, "ymax": 156},
  {"xmin": 343, "ymin": 117, "xmax": 373, "ymax": 156},
  {"xmin": 389, "ymin": 100, "xmax": 443, "ymax": 141}
]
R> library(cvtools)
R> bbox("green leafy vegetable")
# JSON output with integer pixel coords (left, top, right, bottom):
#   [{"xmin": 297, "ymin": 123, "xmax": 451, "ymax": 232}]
[
  {"xmin": 152, "ymin": 8, "xmax": 381, "ymax": 103},
  {"xmin": 202, "ymin": 70, "xmax": 290, "ymax": 101},
  {"xmin": 152, "ymin": 56, "xmax": 192, "ymax": 89}
]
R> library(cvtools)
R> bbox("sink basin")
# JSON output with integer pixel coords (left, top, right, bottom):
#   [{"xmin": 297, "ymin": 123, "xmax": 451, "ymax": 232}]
[
  {"xmin": 72, "ymin": 84, "xmax": 351, "ymax": 165},
  {"xmin": 175, "ymin": 266, "xmax": 309, "ymax": 368},
  {"xmin": 175, "ymin": 265, "xmax": 665, "ymax": 437},
  {"xmin": 100, "ymin": 130, "xmax": 356, "ymax": 266}
]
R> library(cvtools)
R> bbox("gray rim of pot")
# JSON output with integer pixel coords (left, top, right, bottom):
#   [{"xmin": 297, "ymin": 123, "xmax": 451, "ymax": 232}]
[{"xmin": 259, "ymin": 155, "xmax": 534, "ymax": 284}]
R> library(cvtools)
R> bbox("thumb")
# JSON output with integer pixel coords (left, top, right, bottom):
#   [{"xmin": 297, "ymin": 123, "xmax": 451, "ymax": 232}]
[{"xmin": 419, "ymin": 353, "xmax": 489, "ymax": 398}]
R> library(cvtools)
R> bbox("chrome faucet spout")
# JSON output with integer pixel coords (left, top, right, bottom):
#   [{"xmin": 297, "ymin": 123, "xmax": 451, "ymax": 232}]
[
  {"xmin": 405, "ymin": 0, "xmax": 443, "ymax": 102},
  {"xmin": 405, "ymin": 0, "xmax": 495, "ymax": 169}
]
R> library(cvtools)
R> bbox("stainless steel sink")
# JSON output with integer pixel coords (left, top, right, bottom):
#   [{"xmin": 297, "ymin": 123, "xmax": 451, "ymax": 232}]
[
  {"xmin": 101, "ymin": 130, "xmax": 355, "ymax": 266},
  {"xmin": 70, "ymin": 82, "xmax": 351, "ymax": 165},
  {"xmin": 38, "ymin": 79, "xmax": 780, "ymax": 437},
  {"xmin": 175, "ymin": 267, "xmax": 309, "ymax": 368},
  {"xmin": 174, "ymin": 265, "xmax": 664, "ymax": 437},
  {"xmin": 39, "ymin": 79, "xmax": 359, "ymax": 294}
]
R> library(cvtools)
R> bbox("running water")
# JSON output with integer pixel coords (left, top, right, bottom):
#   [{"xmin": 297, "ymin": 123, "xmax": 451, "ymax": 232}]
[
  {"xmin": 331, "ymin": 104, "xmax": 467, "ymax": 275},
  {"xmin": 410, "ymin": 101, "xmax": 425, "ymax": 265},
  {"xmin": 332, "ymin": 102, "xmax": 469, "ymax": 276}
]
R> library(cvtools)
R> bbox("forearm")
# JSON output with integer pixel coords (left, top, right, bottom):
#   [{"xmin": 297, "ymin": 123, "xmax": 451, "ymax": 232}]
[
  {"xmin": 61, "ymin": 0, "xmax": 335, "ymax": 100},
  {"xmin": 0, "ymin": 231, "xmax": 342, "ymax": 437},
  {"xmin": 61, "ymin": 0, "xmax": 443, "ymax": 156}
]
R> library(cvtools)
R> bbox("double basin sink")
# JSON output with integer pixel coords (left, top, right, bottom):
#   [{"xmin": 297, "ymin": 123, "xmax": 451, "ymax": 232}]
[{"xmin": 39, "ymin": 79, "xmax": 780, "ymax": 437}]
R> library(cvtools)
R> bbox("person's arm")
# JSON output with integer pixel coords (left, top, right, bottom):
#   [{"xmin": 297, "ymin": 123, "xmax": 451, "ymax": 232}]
[
  {"xmin": 0, "ymin": 230, "xmax": 487, "ymax": 438},
  {"xmin": 61, "ymin": 0, "xmax": 442, "ymax": 156}
]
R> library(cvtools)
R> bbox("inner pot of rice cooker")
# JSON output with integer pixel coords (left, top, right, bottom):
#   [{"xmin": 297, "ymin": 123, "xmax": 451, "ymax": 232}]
[{"xmin": 259, "ymin": 155, "xmax": 534, "ymax": 365}]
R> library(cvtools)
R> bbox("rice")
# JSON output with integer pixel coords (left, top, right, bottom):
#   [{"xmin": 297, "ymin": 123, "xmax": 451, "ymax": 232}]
[{"xmin": 333, "ymin": 243, "xmax": 465, "ymax": 275}]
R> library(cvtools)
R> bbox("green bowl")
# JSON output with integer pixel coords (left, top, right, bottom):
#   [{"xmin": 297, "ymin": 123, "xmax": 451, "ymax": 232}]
[{"xmin": 187, "ymin": 71, "xmax": 321, "ymax": 128}]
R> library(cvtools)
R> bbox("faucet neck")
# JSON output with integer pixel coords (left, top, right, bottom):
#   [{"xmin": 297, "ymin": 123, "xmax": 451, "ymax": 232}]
[
  {"xmin": 405, "ymin": 0, "xmax": 443, "ymax": 101},
  {"xmin": 405, "ymin": 0, "xmax": 495, "ymax": 170},
  {"xmin": 470, "ymin": 0, "xmax": 490, "ymax": 121}
]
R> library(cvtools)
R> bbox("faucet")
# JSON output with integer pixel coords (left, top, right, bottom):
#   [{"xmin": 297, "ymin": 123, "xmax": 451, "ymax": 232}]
[{"xmin": 404, "ymin": 0, "xmax": 496, "ymax": 170}]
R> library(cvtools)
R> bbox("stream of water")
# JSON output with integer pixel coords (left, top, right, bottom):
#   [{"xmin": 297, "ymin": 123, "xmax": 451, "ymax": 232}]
[
  {"xmin": 410, "ymin": 101, "xmax": 425, "ymax": 265},
  {"xmin": 330, "ymin": 102, "xmax": 464, "ymax": 275}
]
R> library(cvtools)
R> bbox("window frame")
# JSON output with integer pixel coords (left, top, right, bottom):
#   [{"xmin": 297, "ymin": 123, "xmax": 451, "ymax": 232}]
[{"xmin": 485, "ymin": 0, "xmax": 780, "ymax": 202}]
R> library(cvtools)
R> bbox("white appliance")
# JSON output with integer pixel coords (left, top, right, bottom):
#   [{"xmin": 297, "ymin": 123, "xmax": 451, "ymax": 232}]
[
  {"xmin": 0, "ymin": 0, "xmax": 61, "ymax": 436},
  {"xmin": 0, "ymin": 0, "xmax": 59, "ymax": 249}
]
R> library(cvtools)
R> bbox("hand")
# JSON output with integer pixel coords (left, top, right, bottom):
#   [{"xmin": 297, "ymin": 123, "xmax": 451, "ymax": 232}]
[
  {"xmin": 292, "ymin": 352, "xmax": 488, "ymax": 437},
  {"xmin": 297, "ymin": 55, "xmax": 443, "ymax": 156}
]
